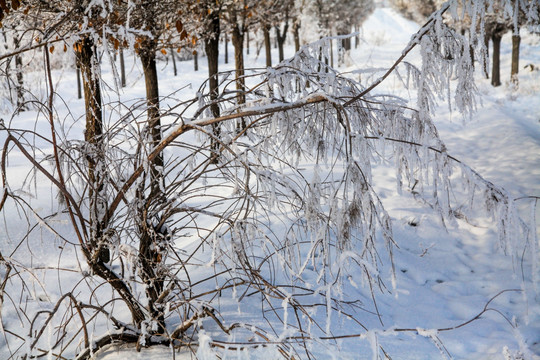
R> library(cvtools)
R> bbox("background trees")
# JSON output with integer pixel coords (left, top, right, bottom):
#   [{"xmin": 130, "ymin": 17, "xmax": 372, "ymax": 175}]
[
  {"xmin": 0, "ymin": 0, "xmax": 539, "ymax": 359},
  {"xmin": 390, "ymin": 0, "xmax": 538, "ymax": 87}
]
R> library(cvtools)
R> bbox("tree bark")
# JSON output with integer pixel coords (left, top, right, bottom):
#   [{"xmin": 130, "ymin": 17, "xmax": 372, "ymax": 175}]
[
  {"xmin": 13, "ymin": 35, "xmax": 25, "ymax": 111},
  {"xmin": 232, "ymin": 25, "xmax": 246, "ymax": 105},
  {"xmin": 330, "ymin": 38, "xmax": 334, "ymax": 68},
  {"xmin": 224, "ymin": 31, "xmax": 229, "ymax": 64},
  {"xmin": 355, "ymin": 24, "xmax": 359, "ymax": 49},
  {"xmin": 138, "ymin": 37, "xmax": 167, "ymax": 333},
  {"xmin": 170, "ymin": 47, "xmax": 177, "ymax": 76},
  {"xmin": 293, "ymin": 21, "xmax": 300, "ymax": 53},
  {"xmin": 76, "ymin": 64, "xmax": 82, "ymax": 99},
  {"xmin": 232, "ymin": 23, "xmax": 246, "ymax": 131},
  {"xmin": 482, "ymin": 32, "xmax": 490, "ymax": 79},
  {"xmin": 119, "ymin": 47, "xmax": 126, "ymax": 87},
  {"xmin": 342, "ymin": 36, "xmax": 351, "ymax": 52},
  {"xmin": 204, "ymin": 8, "xmax": 221, "ymax": 159},
  {"xmin": 246, "ymin": 28, "xmax": 250, "ymax": 55},
  {"xmin": 337, "ymin": 27, "xmax": 350, "ymax": 66},
  {"xmin": 263, "ymin": 23, "xmax": 272, "ymax": 67},
  {"xmin": 491, "ymin": 31, "xmax": 502, "ymax": 87},
  {"xmin": 193, "ymin": 49, "xmax": 199, "ymax": 71},
  {"xmin": 511, "ymin": 32, "xmax": 520, "ymax": 83},
  {"xmin": 275, "ymin": 21, "xmax": 288, "ymax": 63},
  {"xmin": 75, "ymin": 36, "xmax": 109, "ymax": 264},
  {"xmin": 139, "ymin": 40, "xmax": 163, "ymax": 194}
]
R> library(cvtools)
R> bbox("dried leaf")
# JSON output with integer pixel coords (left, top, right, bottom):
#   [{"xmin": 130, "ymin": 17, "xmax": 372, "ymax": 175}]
[
  {"xmin": 49, "ymin": 45, "xmax": 54, "ymax": 53},
  {"xmin": 179, "ymin": 30, "xmax": 187, "ymax": 41},
  {"xmin": 160, "ymin": 48, "xmax": 167, "ymax": 55},
  {"xmin": 175, "ymin": 20, "xmax": 183, "ymax": 33}
]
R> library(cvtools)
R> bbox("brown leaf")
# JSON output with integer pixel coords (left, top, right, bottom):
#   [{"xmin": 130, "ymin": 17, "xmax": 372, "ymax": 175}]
[{"xmin": 175, "ymin": 19, "xmax": 183, "ymax": 33}]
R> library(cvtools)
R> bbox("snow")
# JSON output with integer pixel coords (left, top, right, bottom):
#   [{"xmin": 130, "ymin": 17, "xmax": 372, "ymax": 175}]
[{"xmin": 1, "ymin": 5, "xmax": 540, "ymax": 360}]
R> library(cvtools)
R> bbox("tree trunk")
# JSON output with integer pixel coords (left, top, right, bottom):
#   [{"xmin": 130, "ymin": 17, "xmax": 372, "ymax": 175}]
[
  {"xmin": 75, "ymin": 36, "xmax": 109, "ymax": 265},
  {"xmin": 204, "ymin": 10, "xmax": 221, "ymax": 160},
  {"xmin": 232, "ymin": 25, "xmax": 246, "ymax": 105},
  {"xmin": 491, "ymin": 32, "xmax": 502, "ymax": 87},
  {"xmin": 343, "ymin": 36, "xmax": 351, "ymax": 51},
  {"xmin": 232, "ymin": 24, "xmax": 246, "ymax": 130},
  {"xmin": 264, "ymin": 23, "xmax": 272, "ymax": 67},
  {"xmin": 330, "ymin": 38, "xmax": 334, "ymax": 68},
  {"xmin": 246, "ymin": 28, "xmax": 250, "ymax": 55},
  {"xmin": 337, "ymin": 35, "xmax": 344, "ymax": 66},
  {"xmin": 483, "ymin": 32, "xmax": 490, "ymax": 79},
  {"xmin": 224, "ymin": 32, "xmax": 229, "ymax": 64},
  {"xmin": 511, "ymin": 32, "xmax": 520, "ymax": 84},
  {"xmin": 76, "ymin": 64, "xmax": 82, "ymax": 99},
  {"xmin": 170, "ymin": 47, "xmax": 177, "ymax": 76},
  {"xmin": 193, "ymin": 49, "xmax": 199, "ymax": 71},
  {"xmin": 275, "ymin": 21, "xmax": 288, "ymax": 63},
  {"xmin": 355, "ymin": 24, "xmax": 359, "ymax": 49},
  {"xmin": 119, "ymin": 47, "xmax": 126, "ymax": 87},
  {"xmin": 139, "ymin": 41, "xmax": 163, "ymax": 194},
  {"xmin": 76, "ymin": 24, "xmax": 146, "ymax": 336},
  {"xmin": 13, "ymin": 35, "xmax": 25, "ymax": 111},
  {"xmin": 293, "ymin": 21, "xmax": 300, "ymax": 53},
  {"xmin": 74, "ymin": 39, "xmax": 148, "ymax": 329},
  {"xmin": 138, "ymin": 38, "xmax": 167, "ymax": 333}
]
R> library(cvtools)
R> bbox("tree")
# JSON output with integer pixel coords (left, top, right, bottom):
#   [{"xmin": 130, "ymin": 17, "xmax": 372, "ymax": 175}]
[
  {"xmin": 489, "ymin": 20, "xmax": 507, "ymax": 86},
  {"xmin": 273, "ymin": 0, "xmax": 293, "ymax": 62},
  {"xmin": 334, "ymin": 0, "xmax": 374, "ymax": 64},
  {"xmin": 224, "ymin": 0, "xmax": 258, "ymax": 110},
  {"xmin": 390, "ymin": 0, "xmax": 441, "ymax": 23},
  {"xmin": 227, "ymin": 2, "xmax": 246, "ymax": 105},
  {"xmin": 394, "ymin": 0, "xmax": 536, "ymax": 87},
  {"xmin": 0, "ymin": 1, "xmax": 539, "ymax": 359},
  {"xmin": 200, "ymin": 0, "xmax": 223, "ymax": 156},
  {"xmin": 302, "ymin": 0, "xmax": 375, "ymax": 66}
]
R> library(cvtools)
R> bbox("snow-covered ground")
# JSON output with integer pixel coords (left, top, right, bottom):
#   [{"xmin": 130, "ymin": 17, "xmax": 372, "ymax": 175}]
[{"xmin": 1, "ymin": 6, "xmax": 539, "ymax": 360}]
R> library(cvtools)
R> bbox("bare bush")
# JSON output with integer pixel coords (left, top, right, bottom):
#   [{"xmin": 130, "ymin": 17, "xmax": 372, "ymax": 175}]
[{"xmin": 0, "ymin": 1, "xmax": 538, "ymax": 359}]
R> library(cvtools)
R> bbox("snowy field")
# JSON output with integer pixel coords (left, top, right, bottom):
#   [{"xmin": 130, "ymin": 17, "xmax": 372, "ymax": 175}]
[{"xmin": 1, "ymin": 6, "xmax": 540, "ymax": 360}]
